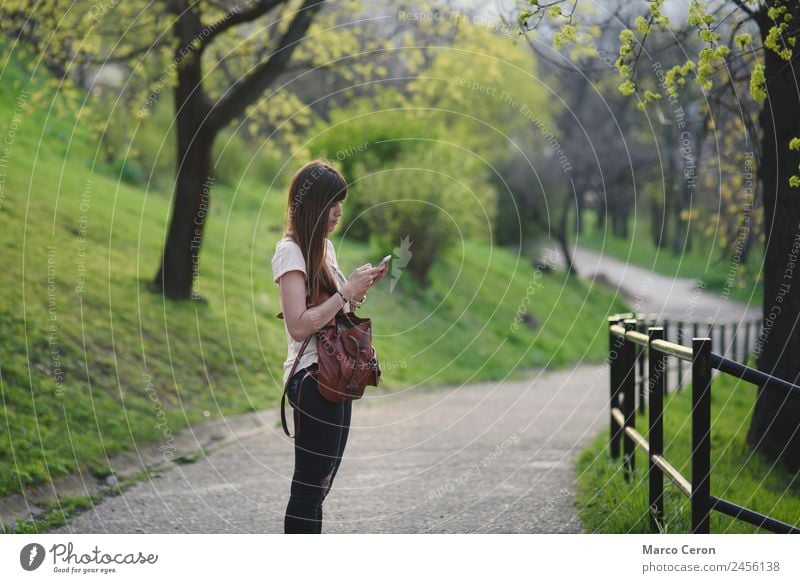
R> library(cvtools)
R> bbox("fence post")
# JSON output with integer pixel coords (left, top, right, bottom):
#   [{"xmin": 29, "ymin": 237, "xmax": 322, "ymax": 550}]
[
  {"xmin": 622, "ymin": 319, "xmax": 637, "ymax": 481},
  {"xmin": 732, "ymin": 323, "xmax": 738, "ymax": 361},
  {"xmin": 691, "ymin": 337, "xmax": 712, "ymax": 534},
  {"xmin": 677, "ymin": 321, "xmax": 684, "ymax": 390},
  {"xmin": 719, "ymin": 323, "xmax": 726, "ymax": 357},
  {"xmin": 744, "ymin": 321, "xmax": 751, "ymax": 362},
  {"xmin": 663, "ymin": 320, "xmax": 670, "ymax": 394},
  {"xmin": 648, "ymin": 327, "xmax": 665, "ymax": 533},
  {"xmin": 638, "ymin": 319, "xmax": 646, "ymax": 414},
  {"xmin": 609, "ymin": 317, "xmax": 623, "ymax": 460}
]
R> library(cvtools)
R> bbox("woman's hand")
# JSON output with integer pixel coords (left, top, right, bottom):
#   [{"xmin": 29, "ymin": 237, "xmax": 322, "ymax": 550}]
[
  {"xmin": 341, "ymin": 264, "xmax": 382, "ymax": 301},
  {"xmin": 372, "ymin": 260, "xmax": 389, "ymax": 284}
]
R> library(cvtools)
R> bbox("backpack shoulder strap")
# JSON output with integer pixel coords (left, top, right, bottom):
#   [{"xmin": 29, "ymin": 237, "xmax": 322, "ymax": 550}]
[{"xmin": 281, "ymin": 334, "xmax": 314, "ymax": 438}]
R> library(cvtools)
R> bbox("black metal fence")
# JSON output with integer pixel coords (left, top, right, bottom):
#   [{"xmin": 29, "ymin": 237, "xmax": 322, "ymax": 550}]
[
  {"xmin": 608, "ymin": 312, "xmax": 800, "ymax": 534},
  {"xmin": 631, "ymin": 314, "xmax": 763, "ymax": 409}
]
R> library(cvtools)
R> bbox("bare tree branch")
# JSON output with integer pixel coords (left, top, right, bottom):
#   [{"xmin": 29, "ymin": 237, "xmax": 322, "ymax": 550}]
[
  {"xmin": 198, "ymin": 0, "xmax": 287, "ymax": 52},
  {"xmin": 206, "ymin": 0, "xmax": 324, "ymax": 132},
  {"xmin": 730, "ymin": 0, "xmax": 755, "ymax": 19},
  {"xmin": 82, "ymin": 40, "xmax": 170, "ymax": 64}
]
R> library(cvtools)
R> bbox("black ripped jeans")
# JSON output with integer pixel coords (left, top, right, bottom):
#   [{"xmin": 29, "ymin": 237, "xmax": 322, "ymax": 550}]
[{"xmin": 284, "ymin": 364, "xmax": 352, "ymax": 534}]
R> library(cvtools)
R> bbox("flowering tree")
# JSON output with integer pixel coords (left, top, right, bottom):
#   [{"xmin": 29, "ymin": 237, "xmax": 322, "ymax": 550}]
[
  {"xmin": 3, "ymin": 0, "xmax": 334, "ymax": 300},
  {"xmin": 520, "ymin": 0, "xmax": 800, "ymax": 470}
]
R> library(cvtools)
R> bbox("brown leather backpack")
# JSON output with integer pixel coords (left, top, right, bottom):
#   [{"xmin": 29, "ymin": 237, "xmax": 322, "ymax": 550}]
[{"xmin": 277, "ymin": 290, "xmax": 381, "ymax": 437}]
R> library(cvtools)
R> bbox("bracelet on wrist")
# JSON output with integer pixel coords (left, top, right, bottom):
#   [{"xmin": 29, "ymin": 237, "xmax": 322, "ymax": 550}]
[{"xmin": 337, "ymin": 288, "xmax": 366, "ymax": 309}]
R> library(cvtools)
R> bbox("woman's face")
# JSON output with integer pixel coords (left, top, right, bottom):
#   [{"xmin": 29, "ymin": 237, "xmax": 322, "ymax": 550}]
[{"xmin": 327, "ymin": 200, "xmax": 343, "ymax": 233}]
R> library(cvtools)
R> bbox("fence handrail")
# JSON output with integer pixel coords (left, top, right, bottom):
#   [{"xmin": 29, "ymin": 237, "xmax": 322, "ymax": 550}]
[
  {"xmin": 710, "ymin": 353, "xmax": 800, "ymax": 400},
  {"xmin": 651, "ymin": 339, "xmax": 693, "ymax": 361},
  {"xmin": 607, "ymin": 312, "xmax": 800, "ymax": 534}
]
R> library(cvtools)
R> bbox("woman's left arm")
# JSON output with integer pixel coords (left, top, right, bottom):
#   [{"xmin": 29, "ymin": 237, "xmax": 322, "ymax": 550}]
[
  {"xmin": 358, "ymin": 261, "xmax": 388, "ymax": 311},
  {"xmin": 349, "ymin": 261, "xmax": 388, "ymax": 312}
]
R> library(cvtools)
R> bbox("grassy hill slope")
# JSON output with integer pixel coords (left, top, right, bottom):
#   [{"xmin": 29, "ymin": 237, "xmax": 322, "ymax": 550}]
[{"xmin": 0, "ymin": 50, "xmax": 628, "ymax": 499}]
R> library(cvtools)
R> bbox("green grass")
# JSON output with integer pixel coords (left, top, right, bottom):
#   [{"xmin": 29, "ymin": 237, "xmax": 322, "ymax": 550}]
[
  {"xmin": 3, "ymin": 468, "xmax": 153, "ymax": 534},
  {"xmin": 0, "ymin": 48, "xmax": 628, "ymax": 503},
  {"xmin": 6, "ymin": 495, "xmax": 100, "ymax": 534},
  {"xmin": 576, "ymin": 369, "xmax": 800, "ymax": 533},
  {"xmin": 573, "ymin": 210, "xmax": 764, "ymax": 306}
]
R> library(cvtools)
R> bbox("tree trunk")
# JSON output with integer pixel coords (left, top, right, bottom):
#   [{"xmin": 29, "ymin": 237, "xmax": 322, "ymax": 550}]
[
  {"xmin": 574, "ymin": 188, "xmax": 584, "ymax": 235},
  {"xmin": 672, "ymin": 118, "xmax": 685, "ymax": 255},
  {"xmin": 738, "ymin": 219, "xmax": 754, "ymax": 263},
  {"xmin": 150, "ymin": 0, "xmax": 322, "ymax": 300},
  {"xmin": 152, "ymin": 21, "xmax": 214, "ymax": 300},
  {"xmin": 596, "ymin": 204, "xmax": 607, "ymax": 233},
  {"xmin": 651, "ymin": 201, "xmax": 666, "ymax": 248},
  {"xmin": 660, "ymin": 123, "xmax": 675, "ymax": 250},
  {"xmin": 672, "ymin": 196, "xmax": 685, "ymax": 255},
  {"xmin": 611, "ymin": 208, "xmax": 627, "ymax": 238},
  {"xmin": 556, "ymin": 231, "xmax": 576, "ymax": 276},
  {"xmin": 746, "ymin": 4, "xmax": 800, "ymax": 471},
  {"xmin": 558, "ymin": 183, "xmax": 577, "ymax": 277},
  {"xmin": 673, "ymin": 112, "xmax": 705, "ymax": 255},
  {"xmin": 153, "ymin": 130, "xmax": 215, "ymax": 300}
]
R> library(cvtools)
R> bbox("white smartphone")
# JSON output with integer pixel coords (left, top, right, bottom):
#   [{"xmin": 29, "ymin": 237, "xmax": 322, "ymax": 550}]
[{"xmin": 377, "ymin": 254, "xmax": 392, "ymax": 268}]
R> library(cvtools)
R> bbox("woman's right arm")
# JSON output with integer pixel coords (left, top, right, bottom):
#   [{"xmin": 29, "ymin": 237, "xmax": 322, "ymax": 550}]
[
  {"xmin": 278, "ymin": 270, "xmax": 344, "ymax": 342},
  {"xmin": 278, "ymin": 265, "xmax": 380, "ymax": 341}
]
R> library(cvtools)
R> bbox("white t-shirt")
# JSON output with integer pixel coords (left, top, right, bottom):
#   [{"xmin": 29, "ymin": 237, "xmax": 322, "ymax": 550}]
[{"xmin": 271, "ymin": 236, "xmax": 350, "ymax": 387}]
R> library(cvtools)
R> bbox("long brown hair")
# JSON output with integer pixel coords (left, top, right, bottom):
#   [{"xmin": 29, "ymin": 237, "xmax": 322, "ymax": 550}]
[{"xmin": 283, "ymin": 159, "xmax": 348, "ymax": 304}]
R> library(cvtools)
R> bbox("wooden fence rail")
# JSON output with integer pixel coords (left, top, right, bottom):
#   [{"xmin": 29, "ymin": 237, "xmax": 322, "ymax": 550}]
[{"xmin": 608, "ymin": 313, "xmax": 800, "ymax": 534}]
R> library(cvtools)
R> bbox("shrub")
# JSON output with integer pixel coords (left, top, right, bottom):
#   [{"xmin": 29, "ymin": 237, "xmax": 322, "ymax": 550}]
[
  {"xmin": 354, "ymin": 141, "xmax": 496, "ymax": 287},
  {"xmin": 306, "ymin": 92, "xmax": 434, "ymax": 241},
  {"xmin": 212, "ymin": 129, "xmax": 252, "ymax": 187}
]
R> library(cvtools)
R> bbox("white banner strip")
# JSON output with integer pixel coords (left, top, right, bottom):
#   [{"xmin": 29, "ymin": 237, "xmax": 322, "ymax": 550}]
[{"xmin": 2, "ymin": 534, "xmax": 799, "ymax": 582}]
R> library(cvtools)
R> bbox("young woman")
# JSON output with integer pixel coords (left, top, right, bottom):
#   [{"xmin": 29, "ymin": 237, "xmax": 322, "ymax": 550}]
[{"xmin": 271, "ymin": 160, "xmax": 387, "ymax": 534}]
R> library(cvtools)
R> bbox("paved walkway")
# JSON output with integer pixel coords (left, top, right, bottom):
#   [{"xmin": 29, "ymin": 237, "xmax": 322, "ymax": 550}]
[
  {"xmin": 53, "ymin": 365, "xmax": 605, "ymax": 534},
  {"xmin": 566, "ymin": 245, "xmax": 761, "ymax": 321}
]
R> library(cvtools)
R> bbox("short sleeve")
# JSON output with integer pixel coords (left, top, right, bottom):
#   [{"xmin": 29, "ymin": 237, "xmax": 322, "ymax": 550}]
[{"xmin": 271, "ymin": 240, "xmax": 307, "ymax": 284}]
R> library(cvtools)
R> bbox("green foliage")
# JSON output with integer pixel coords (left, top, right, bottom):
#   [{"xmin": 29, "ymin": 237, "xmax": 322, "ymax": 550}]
[
  {"xmin": 749, "ymin": 63, "xmax": 767, "ymax": 103},
  {"xmin": 92, "ymin": 93, "xmax": 274, "ymax": 191},
  {"xmin": 311, "ymin": 13, "xmax": 555, "ymax": 274},
  {"xmin": 87, "ymin": 90, "xmax": 177, "ymax": 191},
  {"xmin": 764, "ymin": 1, "xmax": 795, "ymax": 60},
  {"xmin": 251, "ymin": 143, "xmax": 290, "ymax": 188},
  {"xmin": 212, "ymin": 129, "xmax": 252, "ymax": 187},
  {"xmin": 356, "ymin": 141, "xmax": 496, "ymax": 286},
  {"xmin": 307, "ymin": 91, "xmax": 432, "ymax": 241},
  {"xmin": 553, "ymin": 24, "xmax": 578, "ymax": 47},
  {"xmin": 93, "ymin": 157, "xmax": 144, "ymax": 185},
  {"xmin": 519, "ymin": 0, "xmax": 800, "ymax": 195},
  {"xmin": 127, "ymin": 98, "xmax": 177, "ymax": 191},
  {"xmin": 403, "ymin": 18, "xmax": 553, "ymax": 251},
  {"xmin": 735, "ymin": 33, "xmax": 753, "ymax": 50}
]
